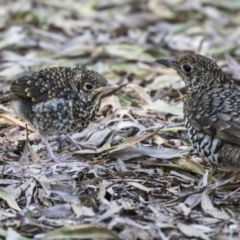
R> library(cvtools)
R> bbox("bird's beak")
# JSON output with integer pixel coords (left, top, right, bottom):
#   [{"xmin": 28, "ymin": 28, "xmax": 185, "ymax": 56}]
[
  {"xmin": 155, "ymin": 59, "xmax": 179, "ymax": 70},
  {"xmin": 93, "ymin": 82, "xmax": 118, "ymax": 92}
]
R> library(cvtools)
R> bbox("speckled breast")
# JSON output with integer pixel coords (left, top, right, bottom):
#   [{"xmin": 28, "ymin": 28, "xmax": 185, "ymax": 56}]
[
  {"xmin": 185, "ymin": 118, "xmax": 221, "ymax": 166},
  {"xmin": 185, "ymin": 117, "xmax": 240, "ymax": 170},
  {"xmin": 31, "ymin": 98, "xmax": 97, "ymax": 135}
]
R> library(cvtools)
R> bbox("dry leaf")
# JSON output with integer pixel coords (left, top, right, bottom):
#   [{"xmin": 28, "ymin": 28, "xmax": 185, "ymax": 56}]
[{"xmin": 0, "ymin": 188, "xmax": 21, "ymax": 211}]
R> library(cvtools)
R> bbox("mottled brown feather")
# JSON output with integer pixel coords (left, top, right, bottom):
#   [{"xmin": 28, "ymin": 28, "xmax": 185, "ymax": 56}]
[
  {"xmin": 10, "ymin": 67, "xmax": 86, "ymax": 102},
  {"xmin": 3, "ymin": 66, "xmax": 117, "ymax": 162},
  {"xmin": 156, "ymin": 53, "xmax": 240, "ymax": 170}
]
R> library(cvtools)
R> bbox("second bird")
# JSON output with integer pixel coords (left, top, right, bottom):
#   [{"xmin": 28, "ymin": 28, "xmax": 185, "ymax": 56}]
[
  {"xmin": 7, "ymin": 66, "xmax": 118, "ymax": 162},
  {"xmin": 156, "ymin": 53, "xmax": 240, "ymax": 171}
]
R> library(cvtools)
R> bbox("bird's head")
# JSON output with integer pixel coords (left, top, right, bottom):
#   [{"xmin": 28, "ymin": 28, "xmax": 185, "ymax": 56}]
[
  {"xmin": 156, "ymin": 54, "xmax": 228, "ymax": 93},
  {"xmin": 73, "ymin": 66, "xmax": 118, "ymax": 102}
]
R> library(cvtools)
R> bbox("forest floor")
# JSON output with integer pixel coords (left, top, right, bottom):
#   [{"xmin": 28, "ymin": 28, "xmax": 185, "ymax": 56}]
[{"xmin": 0, "ymin": 0, "xmax": 240, "ymax": 239}]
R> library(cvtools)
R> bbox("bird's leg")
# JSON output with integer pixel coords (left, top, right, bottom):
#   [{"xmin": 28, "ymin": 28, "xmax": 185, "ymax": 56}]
[
  {"xmin": 66, "ymin": 134, "xmax": 97, "ymax": 150},
  {"xmin": 42, "ymin": 135, "xmax": 63, "ymax": 162}
]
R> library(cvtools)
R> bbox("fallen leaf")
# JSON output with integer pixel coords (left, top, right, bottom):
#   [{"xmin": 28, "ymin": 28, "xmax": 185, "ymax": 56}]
[
  {"xmin": 127, "ymin": 83, "xmax": 153, "ymax": 105},
  {"xmin": 177, "ymin": 222, "xmax": 210, "ymax": 240},
  {"xmin": 201, "ymin": 189, "xmax": 230, "ymax": 220},
  {"xmin": 0, "ymin": 188, "xmax": 21, "ymax": 211},
  {"xmin": 43, "ymin": 225, "xmax": 121, "ymax": 240},
  {"xmin": 144, "ymin": 100, "xmax": 183, "ymax": 116}
]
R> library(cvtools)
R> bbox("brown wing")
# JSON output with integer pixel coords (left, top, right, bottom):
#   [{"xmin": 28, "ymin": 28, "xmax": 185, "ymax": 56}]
[
  {"xmin": 10, "ymin": 67, "xmax": 78, "ymax": 102},
  {"xmin": 187, "ymin": 86, "xmax": 240, "ymax": 146}
]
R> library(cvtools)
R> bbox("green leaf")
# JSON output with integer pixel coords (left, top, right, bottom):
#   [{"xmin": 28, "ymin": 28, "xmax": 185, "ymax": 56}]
[
  {"xmin": 204, "ymin": 45, "xmax": 237, "ymax": 56},
  {"xmin": 104, "ymin": 44, "xmax": 154, "ymax": 62},
  {"xmin": 145, "ymin": 49, "xmax": 169, "ymax": 58},
  {"xmin": 209, "ymin": 0, "xmax": 240, "ymax": 9},
  {"xmin": 170, "ymin": 21, "xmax": 197, "ymax": 34},
  {"xmin": 144, "ymin": 100, "xmax": 183, "ymax": 116},
  {"xmin": 43, "ymin": 225, "xmax": 121, "ymax": 240}
]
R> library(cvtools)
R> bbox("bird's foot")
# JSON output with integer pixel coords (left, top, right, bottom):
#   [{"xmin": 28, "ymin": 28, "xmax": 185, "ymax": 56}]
[
  {"xmin": 41, "ymin": 135, "xmax": 74, "ymax": 163},
  {"xmin": 49, "ymin": 152, "xmax": 73, "ymax": 163},
  {"xmin": 66, "ymin": 134, "xmax": 97, "ymax": 151},
  {"xmin": 41, "ymin": 149, "xmax": 74, "ymax": 163}
]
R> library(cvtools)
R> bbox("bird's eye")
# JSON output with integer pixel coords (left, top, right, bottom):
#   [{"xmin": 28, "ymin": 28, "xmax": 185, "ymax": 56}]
[
  {"xmin": 84, "ymin": 83, "xmax": 93, "ymax": 91},
  {"xmin": 182, "ymin": 64, "xmax": 193, "ymax": 73}
]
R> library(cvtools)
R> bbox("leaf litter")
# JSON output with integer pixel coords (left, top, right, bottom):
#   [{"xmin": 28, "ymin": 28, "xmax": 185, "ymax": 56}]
[{"xmin": 0, "ymin": 0, "xmax": 240, "ymax": 239}]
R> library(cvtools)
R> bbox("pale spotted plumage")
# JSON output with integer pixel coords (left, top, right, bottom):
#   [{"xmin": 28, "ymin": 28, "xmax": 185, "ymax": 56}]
[
  {"xmin": 156, "ymin": 54, "xmax": 240, "ymax": 170},
  {"xmin": 10, "ymin": 67, "xmax": 108, "ymax": 135},
  {"xmin": 6, "ymin": 66, "xmax": 118, "ymax": 162}
]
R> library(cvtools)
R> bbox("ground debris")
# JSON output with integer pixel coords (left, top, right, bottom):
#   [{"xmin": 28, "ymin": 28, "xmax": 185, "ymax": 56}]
[{"xmin": 0, "ymin": 0, "xmax": 240, "ymax": 239}]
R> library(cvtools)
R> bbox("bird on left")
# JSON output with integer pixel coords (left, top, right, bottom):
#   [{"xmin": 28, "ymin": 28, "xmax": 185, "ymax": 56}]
[{"xmin": 2, "ymin": 66, "xmax": 118, "ymax": 162}]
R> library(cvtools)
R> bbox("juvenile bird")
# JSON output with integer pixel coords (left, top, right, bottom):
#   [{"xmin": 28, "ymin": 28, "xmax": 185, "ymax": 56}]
[
  {"xmin": 156, "ymin": 54, "xmax": 240, "ymax": 171},
  {"xmin": 5, "ymin": 66, "xmax": 118, "ymax": 162}
]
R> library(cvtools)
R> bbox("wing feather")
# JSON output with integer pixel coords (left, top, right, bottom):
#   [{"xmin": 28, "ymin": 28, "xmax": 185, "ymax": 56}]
[
  {"xmin": 187, "ymin": 86, "xmax": 240, "ymax": 146},
  {"xmin": 10, "ymin": 67, "xmax": 78, "ymax": 102}
]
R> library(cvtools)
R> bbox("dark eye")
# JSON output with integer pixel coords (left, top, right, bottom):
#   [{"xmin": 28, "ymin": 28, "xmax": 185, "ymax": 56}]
[
  {"xmin": 84, "ymin": 83, "xmax": 93, "ymax": 91},
  {"xmin": 182, "ymin": 64, "xmax": 192, "ymax": 73}
]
